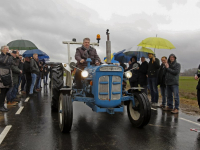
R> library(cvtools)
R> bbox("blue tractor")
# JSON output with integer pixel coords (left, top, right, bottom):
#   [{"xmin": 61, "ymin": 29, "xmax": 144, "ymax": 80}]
[{"xmin": 49, "ymin": 30, "xmax": 151, "ymax": 133}]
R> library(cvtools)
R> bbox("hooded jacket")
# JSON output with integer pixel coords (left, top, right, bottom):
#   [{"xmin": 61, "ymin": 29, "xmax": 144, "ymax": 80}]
[
  {"xmin": 148, "ymin": 57, "xmax": 160, "ymax": 78},
  {"xmin": 75, "ymin": 46, "xmax": 100, "ymax": 69},
  {"xmin": 164, "ymin": 54, "xmax": 181, "ymax": 86},
  {"xmin": 127, "ymin": 56, "xmax": 140, "ymax": 82}
]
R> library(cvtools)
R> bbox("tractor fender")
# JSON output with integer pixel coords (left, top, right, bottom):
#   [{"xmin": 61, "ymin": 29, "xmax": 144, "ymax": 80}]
[{"xmin": 61, "ymin": 63, "xmax": 72, "ymax": 88}]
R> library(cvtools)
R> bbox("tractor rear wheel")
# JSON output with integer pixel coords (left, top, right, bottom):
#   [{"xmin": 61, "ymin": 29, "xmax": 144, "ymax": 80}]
[
  {"xmin": 127, "ymin": 91, "xmax": 151, "ymax": 127},
  {"xmin": 51, "ymin": 65, "xmax": 63, "ymax": 112},
  {"xmin": 58, "ymin": 93, "xmax": 73, "ymax": 133}
]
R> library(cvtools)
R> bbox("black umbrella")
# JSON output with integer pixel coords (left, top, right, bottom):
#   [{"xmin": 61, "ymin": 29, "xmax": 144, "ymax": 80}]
[{"xmin": 7, "ymin": 39, "xmax": 38, "ymax": 50}]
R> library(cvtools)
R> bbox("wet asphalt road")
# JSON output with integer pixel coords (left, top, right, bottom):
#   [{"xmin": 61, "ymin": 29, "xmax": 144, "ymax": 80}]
[{"xmin": 0, "ymin": 85, "xmax": 200, "ymax": 150}]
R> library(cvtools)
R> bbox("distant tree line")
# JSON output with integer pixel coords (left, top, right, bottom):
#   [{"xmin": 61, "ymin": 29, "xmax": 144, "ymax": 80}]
[{"xmin": 181, "ymin": 68, "xmax": 197, "ymax": 76}]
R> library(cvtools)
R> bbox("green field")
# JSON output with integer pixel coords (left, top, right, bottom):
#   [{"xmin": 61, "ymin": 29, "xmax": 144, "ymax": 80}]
[
  {"xmin": 126, "ymin": 76, "xmax": 197, "ymax": 100},
  {"xmin": 179, "ymin": 76, "xmax": 197, "ymax": 100}
]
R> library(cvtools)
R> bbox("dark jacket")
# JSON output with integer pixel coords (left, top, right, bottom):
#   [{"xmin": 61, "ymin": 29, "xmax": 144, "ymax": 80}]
[
  {"xmin": 75, "ymin": 46, "xmax": 100, "ymax": 69},
  {"xmin": 148, "ymin": 57, "xmax": 160, "ymax": 78},
  {"xmin": 127, "ymin": 56, "xmax": 140, "ymax": 83},
  {"xmin": 139, "ymin": 61, "xmax": 148, "ymax": 86},
  {"xmin": 11, "ymin": 56, "xmax": 21, "ymax": 85},
  {"xmin": 43, "ymin": 66, "xmax": 49, "ymax": 76},
  {"xmin": 157, "ymin": 63, "xmax": 166, "ymax": 87},
  {"xmin": 164, "ymin": 54, "xmax": 181, "ymax": 86},
  {"xmin": 18, "ymin": 61, "xmax": 23, "ymax": 76},
  {"xmin": 23, "ymin": 61, "xmax": 31, "ymax": 74},
  {"xmin": 0, "ymin": 52, "xmax": 14, "ymax": 88},
  {"xmin": 30, "ymin": 58, "xmax": 39, "ymax": 74}
]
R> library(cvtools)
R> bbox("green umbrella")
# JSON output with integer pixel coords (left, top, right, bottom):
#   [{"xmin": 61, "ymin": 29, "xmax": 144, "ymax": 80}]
[{"xmin": 7, "ymin": 39, "xmax": 38, "ymax": 50}]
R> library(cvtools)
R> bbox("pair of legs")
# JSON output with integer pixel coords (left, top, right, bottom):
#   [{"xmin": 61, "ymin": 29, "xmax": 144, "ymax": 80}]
[
  {"xmin": 29, "ymin": 73, "xmax": 37, "ymax": 94},
  {"xmin": 43, "ymin": 74, "xmax": 48, "ymax": 84},
  {"xmin": 166, "ymin": 85, "xmax": 179, "ymax": 110},
  {"xmin": 148, "ymin": 77, "xmax": 159, "ymax": 103},
  {"xmin": 160, "ymin": 86, "xmax": 167, "ymax": 106},
  {"xmin": 25, "ymin": 74, "xmax": 32, "ymax": 94},
  {"xmin": 0, "ymin": 88, "xmax": 9, "ymax": 110}
]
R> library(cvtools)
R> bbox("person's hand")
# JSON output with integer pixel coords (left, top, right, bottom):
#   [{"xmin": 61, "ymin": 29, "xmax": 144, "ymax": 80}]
[
  {"xmin": 165, "ymin": 63, "xmax": 169, "ymax": 68},
  {"xmin": 137, "ymin": 67, "xmax": 139, "ymax": 70},
  {"xmin": 16, "ymin": 50, "xmax": 19, "ymax": 57},
  {"xmin": 195, "ymin": 75, "xmax": 199, "ymax": 80},
  {"xmin": 152, "ymin": 56, "xmax": 155, "ymax": 62},
  {"xmin": 20, "ymin": 70, "xmax": 22, "ymax": 74},
  {"xmin": 95, "ymin": 62, "xmax": 100, "ymax": 66},
  {"xmin": 128, "ymin": 61, "xmax": 131, "ymax": 65},
  {"xmin": 80, "ymin": 59, "xmax": 85, "ymax": 63},
  {"xmin": 146, "ymin": 75, "xmax": 148, "ymax": 77}
]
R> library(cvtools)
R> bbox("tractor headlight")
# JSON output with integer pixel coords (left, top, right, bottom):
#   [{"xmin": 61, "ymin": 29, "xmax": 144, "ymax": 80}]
[
  {"xmin": 81, "ymin": 70, "xmax": 89, "ymax": 78},
  {"xmin": 125, "ymin": 71, "xmax": 132, "ymax": 79}
]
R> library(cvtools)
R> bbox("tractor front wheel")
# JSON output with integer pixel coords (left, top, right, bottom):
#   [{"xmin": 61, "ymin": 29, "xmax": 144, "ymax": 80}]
[
  {"xmin": 127, "ymin": 91, "xmax": 151, "ymax": 127},
  {"xmin": 58, "ymin": 93, "xmax": 73, "ymax": 133}
]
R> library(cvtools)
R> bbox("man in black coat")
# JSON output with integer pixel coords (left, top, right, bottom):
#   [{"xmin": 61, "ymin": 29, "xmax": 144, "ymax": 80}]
[
  {"xmin": 157, "ymin": 56, "xmax": 167, "ymax": 108},
  {"xmin": 139, "ymin": 57, "xmax": 148, "ymax": 94},
  {"xmin": 147, "ymin": 53, "xmax": 160, "ymax": 107}
]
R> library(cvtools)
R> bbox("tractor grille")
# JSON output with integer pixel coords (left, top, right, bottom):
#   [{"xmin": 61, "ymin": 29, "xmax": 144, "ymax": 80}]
[
  {"xmin": 111, "ymin": 76, "xmax": 121, "ymax": 100},
  {"xmin": 98, "ymin": 75, "xmax": 121, "ymax": 100},
  {"xmin": 98, "ymin": 76, "xmax": 109, "ymax": 100}
]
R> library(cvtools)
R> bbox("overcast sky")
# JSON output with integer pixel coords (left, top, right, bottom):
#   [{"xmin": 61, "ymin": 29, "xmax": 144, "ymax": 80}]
[{"xmin": 1, "ymin": 0, "xmax": 200, "ymax": 72}]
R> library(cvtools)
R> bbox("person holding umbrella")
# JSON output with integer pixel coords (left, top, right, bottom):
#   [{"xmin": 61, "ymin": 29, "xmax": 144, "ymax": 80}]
[{"xmin": 147, "ymin": 52, "xmax": 160, "ymax": 107}]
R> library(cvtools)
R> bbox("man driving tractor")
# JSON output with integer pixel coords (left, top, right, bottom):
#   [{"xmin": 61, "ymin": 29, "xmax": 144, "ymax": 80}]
[{"xmin": 75, "ymin": 38, "xmax": 100, "ymax": 89}]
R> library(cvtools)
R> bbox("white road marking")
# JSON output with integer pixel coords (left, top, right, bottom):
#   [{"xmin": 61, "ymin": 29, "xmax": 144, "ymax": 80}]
[
  {"xmin": 0, "ymin": 125, "xmax": 12, "ymax": 145},
  {"xmin": 151, "ymin": 108, "xmax": 157, "ymax": 110},
  {"xmin": 15, "ymin": 106, "xmax": 24, "ymax": 115},
  {"xmin": 180, "ymin": 118, "xmax": 200, "ymax": 126},
  {"xmin": 24, "ymin": 97, "xmax": 30, "ymax": 102}
]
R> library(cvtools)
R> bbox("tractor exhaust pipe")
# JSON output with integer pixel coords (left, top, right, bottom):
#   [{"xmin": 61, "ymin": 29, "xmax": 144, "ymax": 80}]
[{"xmin": 106, "ymin": 29, "xmax": 111, "ymax": 64}]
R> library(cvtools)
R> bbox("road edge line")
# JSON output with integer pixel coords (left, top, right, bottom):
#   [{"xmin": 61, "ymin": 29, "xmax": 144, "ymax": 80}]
[
  {"xmin": 15, "ymin": 106, "xmax": 24, "ymax": 115},
  {"xmin": 180, "ymin": 117, "xmax": 200, "ymax": 126},
  {"xmin": 0, "ymin": 125, "xmax": 12, "ymax": 145}
]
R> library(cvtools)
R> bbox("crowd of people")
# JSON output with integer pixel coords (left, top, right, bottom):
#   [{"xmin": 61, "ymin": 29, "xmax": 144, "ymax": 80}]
[
  {"xmin": 0, "ymin": 45, "xmax": 49, "ymax": 112},
  {"xmin": 121, "ymin": 52, "xmax": 181, "ymax": 114}
]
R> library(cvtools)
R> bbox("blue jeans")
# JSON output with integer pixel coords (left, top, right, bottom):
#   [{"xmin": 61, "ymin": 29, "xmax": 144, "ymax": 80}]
[
  {"xmin": 36, "ymin": 77, "xmax": 41, "ymax": 89},
  {"xmin": 148, "ymin": 77, "xmax": 159, "ymax": 103},
  {"xmin": 167, "ymin": 85, "xmax": 179, "ymax": 109},
  {"xmin": 11, "ymin": 84, "xmax": 18, "ymax": 100},
  {"xmin": 29, "ymin": 73, "xmax": 37, "ymax": 94},
  {"xmin": 160, "ymin": 86, "xmax": 167, "ymax": 106},
  {"xmin": 6, "ymin": 86, "xmax": 13, "ymax": 102}
]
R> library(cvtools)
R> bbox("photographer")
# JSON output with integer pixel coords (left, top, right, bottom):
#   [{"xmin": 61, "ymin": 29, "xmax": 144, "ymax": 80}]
[{"xmin": 0, "ymin": 46, "xmax": 15, "ymax": 112}]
